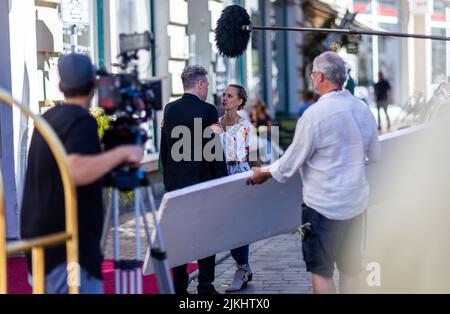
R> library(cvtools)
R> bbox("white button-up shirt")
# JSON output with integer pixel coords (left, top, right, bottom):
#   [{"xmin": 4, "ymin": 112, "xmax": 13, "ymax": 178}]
[{"xmin": 267, "ymin": 89, "xmax": 381, "ymax": 220}]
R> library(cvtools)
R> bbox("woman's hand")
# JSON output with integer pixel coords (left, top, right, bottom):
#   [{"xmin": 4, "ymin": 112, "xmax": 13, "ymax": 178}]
[{"xmin": 210, "ymin": 123, "xmax": 223, "ymax": 135}]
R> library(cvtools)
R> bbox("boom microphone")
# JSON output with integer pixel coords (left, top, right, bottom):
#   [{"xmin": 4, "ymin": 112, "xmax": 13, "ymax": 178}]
[
  {"xmin": 215, "ymin": 5, "xmax": 251, "ymax": 58},
  {"xmin": 215, "ymin": 5, "xmax": 450, "ymax": 58}
]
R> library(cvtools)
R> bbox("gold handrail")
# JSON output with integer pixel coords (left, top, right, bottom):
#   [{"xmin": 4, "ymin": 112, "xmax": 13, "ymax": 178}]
[
  {"xmin": 0, "ymin": 88, "xmax": 79, "ymax": 294},
  {"xmin": 0, "ymin": 167, "xmax": 6, "ymax": 293}
]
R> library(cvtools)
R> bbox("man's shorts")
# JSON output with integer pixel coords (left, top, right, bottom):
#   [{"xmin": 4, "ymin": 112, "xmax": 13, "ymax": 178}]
[
  {"xmin": 301, "ymin": 204, "xmax": 364, "ymax": 278},
  {"xmin": 28, "ymin": 263, "xmax": 103, "ymax": 294}
]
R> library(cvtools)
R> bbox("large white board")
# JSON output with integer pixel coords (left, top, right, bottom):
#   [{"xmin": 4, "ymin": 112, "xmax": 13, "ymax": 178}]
[
  {"xmin": 143, "ymin": 172, "xmax": 302, "ymax": 275},
  {"xmin": 143, "ymin": 125, "xmax": 428, "ymax": 275}
]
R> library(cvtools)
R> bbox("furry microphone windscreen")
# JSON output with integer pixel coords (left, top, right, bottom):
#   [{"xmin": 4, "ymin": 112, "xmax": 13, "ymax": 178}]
[{"xmin": 215, "ymin": 5, "xmax": 251, "ymax": 58}]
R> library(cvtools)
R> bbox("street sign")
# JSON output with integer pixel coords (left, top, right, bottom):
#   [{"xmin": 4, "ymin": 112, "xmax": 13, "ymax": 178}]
[
  {"xmin": 411, "ymin": 0, "xmax": 430, "ymax": 16},
  {"xmin": 61, "ymin": 0, "xmax": 90, "ymax": 25}
]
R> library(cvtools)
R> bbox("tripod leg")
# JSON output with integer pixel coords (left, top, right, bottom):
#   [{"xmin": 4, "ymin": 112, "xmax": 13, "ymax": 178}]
[
  {"xmin": 134, "ymin": 189, "xmax": 142, "ymax": 294},
  {"xmin": 122, "ymin": 270, "xmax": 127, "ymax": 294},
  {"xmin": 130, "ymin": 270, "xmax": 136, "ymax": 294},
  {"xmin": 113, "ymin": 188, "xmax": 121, "ymax": 294},
  {"xmin": 140, "ymin": 186, "xmax": 175, "ymax": 294}
]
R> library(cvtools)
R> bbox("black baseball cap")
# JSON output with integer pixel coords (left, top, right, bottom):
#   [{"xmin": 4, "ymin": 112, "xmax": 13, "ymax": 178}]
[{"xmin": 58, "ymin": 53, "xmax": 96, "ymax": 90}]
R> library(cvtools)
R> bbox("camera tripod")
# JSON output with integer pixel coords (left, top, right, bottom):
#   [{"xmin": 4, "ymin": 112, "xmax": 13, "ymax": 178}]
[{"xmin": 100, "ymin": 176, "xmax": 174, "ymax": 294}]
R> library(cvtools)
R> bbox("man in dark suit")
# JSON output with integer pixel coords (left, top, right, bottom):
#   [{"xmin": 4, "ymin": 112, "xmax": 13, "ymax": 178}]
[{"xmin": 160, "ymin": 65, "xmax": 228, "ymax": 294}]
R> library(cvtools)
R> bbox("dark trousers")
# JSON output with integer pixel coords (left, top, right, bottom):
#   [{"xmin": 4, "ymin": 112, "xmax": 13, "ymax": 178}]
[
  {"xmin": 172, "ymin": 255, "xmax": 216, "ymax": 294},
  {"xmin": 230, "ymin": 245, "xmax": 249, "ymax": 266}
]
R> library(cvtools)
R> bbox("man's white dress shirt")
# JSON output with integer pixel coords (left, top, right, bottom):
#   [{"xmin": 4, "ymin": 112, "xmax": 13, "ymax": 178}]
[{"xmin": 267, "ymin": 90, "xmax": 381, "ymax": 220}]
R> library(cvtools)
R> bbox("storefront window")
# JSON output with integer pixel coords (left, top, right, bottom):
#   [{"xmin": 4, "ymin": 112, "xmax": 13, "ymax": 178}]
[
  {"xmin": 209, "ymin": 0, "xmax": 226, "ymax": 106},
  {"xmin": 432, "ymin": 0, "xmax": 448, "ymax": 21},
  {"xmin": 114, "ymin": 0, "xmax": 151, "ymax": 79},
  {"xmin": 169, "ymin": 60, "xmax": 187, "ymax": 96},
  {"xmin": 357, "ymin": 35, "xmax": 374, "ymax": 87},
  {"xmin": 433, "ymin": 0, "xmax": 448, "ymax": 14},
  {"xmin": 378, "ymin": 23, "xmax": 400, "ymax": 105},
  {"xmin": 170, "ymin": 0, "xmax": 188, "ymax": 24},
  {"xmin": 247, "ymin": 0, "xmax": 262, "ymax": 101},
  {"xmin": 113, "ymin": 0, "xmax": 157, "ymax": 153},
  {"xmin": 431, "ymin": 27, "xmax": 447, "ymax": 84},
  {"xmin": 209, "ymin": 0, "xmax": 224, "ymax": 32},
  {"xmin": 378, "ymin": 0, "xmax": 398, "ymax": 16},
  {"xmin": 168, "ymin": 25, "xmax": 189, "ymax": 60},
  {"xmin": 168, "ymin": 0, "xmax": 189, "ymax": 100}
]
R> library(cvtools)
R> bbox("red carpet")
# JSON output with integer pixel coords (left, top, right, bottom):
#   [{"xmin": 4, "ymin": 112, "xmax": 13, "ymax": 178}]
[{"xmin": 6, "ymin": 257, "xmax": 198, "ymax": 294}]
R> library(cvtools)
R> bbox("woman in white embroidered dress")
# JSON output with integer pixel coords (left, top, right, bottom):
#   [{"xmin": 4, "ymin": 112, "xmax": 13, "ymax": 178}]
[{"xmin": 211, "ymin": 84, "xmax": 254, "ymax": 292}]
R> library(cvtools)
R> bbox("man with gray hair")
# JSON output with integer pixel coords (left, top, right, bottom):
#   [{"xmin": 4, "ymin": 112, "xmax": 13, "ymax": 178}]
[
  {"xmin": 248, "ymin": 51, "xmax": 381, "ymax": 293},
  {"xmin": 160, "ymin": 65, "xmax": 228, "ymax": 294}
]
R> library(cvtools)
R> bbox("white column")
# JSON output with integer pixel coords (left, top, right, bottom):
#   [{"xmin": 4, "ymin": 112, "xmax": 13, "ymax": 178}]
[
  {"xmin": 446, "ymin": 6, "xmax": 450, "ymax": 79},
  {"xmin": 154, "ymin": 0, "xmax": 171, "ymax": 149},
  {"xmin": 187, "ymin": 0, "xmax": 213, "ymax": 101},
  {"xmin": 413, "ymin": 5, "xmax": 431, "ymax": 98},
  {"xmin": 9, "ymin": 0, "xmax": 40, "ymax": 233},
  {"xmin": 262, "ymin": 0, "xmax": 274, "ymax": 118},
  {"xmin": 274, "ymin": 0, "xmax": 303, "ymax": 115},
  {"xmin": 286, "ymin": 0, "xmax": 303, "ymax": 116},
  {"xmin": 187, "ymin": 0, "xmax": 212, "ymax": 67},
  {"xmin": 408, "ymin": 0, "xmax": 415, "ymax": 99},
  {"xmin": 399, "ymin": 0, "xmax": 410, "ymax": 105},
  {"xmin": 102, "ymin": 0, "xmax": 119, "ymax": 72},
  {"xmin": 372, "ymin": 0, "xmax": 379, "ymax": 83},
  {"xmin": 0, "ymin": 0, "xmax": 19, "ymax": 239}
]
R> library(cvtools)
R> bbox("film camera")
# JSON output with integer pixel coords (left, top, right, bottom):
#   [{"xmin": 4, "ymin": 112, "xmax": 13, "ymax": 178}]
[{"xmin": 97, "ymin": 31, "xmax": 162, "ymax": 190}]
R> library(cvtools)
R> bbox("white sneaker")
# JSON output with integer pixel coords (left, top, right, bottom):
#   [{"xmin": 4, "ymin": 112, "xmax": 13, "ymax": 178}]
[{"xmin": 225, "ymin": 267, "xmax": 253, "ymax": 293}]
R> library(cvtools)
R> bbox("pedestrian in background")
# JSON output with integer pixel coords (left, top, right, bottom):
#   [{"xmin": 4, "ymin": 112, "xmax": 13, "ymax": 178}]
[
  {"xmin": 374, "ymin": 71, "xmax": 392, "ymax": 131},
  {"xmin": 345, "ymin": 67, "xmax": 355, "ymax": 95},
  {"xmin": 250, "ymin": 99, "xmax": 272, "ymax": 135}
]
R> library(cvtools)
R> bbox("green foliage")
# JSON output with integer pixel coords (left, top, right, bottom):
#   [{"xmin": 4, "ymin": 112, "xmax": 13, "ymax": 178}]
[
  {"xmin": 103, "ymin": 189, "xmax": 135, "ymax": 212},
  {"xmin": 302, "ymin": 13, "xmax": 361, "ymax": 63},
  {"xmin": 90, "ymin": 108, "xmax": 135, "ymax": 209},
  {"xmin": 302, "ymin": 14, "xmax": 338, "ymax": 64},
  {"xmin": 90, "ymin": 107, "xmax": 111, "ymax": 139}
]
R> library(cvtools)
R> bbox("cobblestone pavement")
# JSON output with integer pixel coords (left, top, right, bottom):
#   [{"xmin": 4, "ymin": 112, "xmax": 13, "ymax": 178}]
[{"xmin": 187, "ymin": 233, "xmax": 315, "ymax": 294}]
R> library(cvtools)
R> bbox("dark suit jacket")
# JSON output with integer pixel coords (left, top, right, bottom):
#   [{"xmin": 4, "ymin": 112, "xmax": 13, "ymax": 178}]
[{"xmin": 160, "ymin": 93, "xmax": 228, "ymax": 192}]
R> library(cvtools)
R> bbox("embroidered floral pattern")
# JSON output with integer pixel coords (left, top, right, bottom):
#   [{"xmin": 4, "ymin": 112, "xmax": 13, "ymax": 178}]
[{"xmin": 220, "ymin": 117, "xmax": 253, "ymax": 175}]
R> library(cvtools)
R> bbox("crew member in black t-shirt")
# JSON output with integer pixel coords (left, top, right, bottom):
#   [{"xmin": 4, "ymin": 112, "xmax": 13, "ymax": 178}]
[{"xmin": 20, "ymin": 53, "xmax": 144, "ymax": 294}]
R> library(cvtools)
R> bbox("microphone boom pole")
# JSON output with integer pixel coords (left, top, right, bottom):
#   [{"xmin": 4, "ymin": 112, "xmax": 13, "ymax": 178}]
[
  {"xmin": 215, "ymin": 5, "xmax": 450, "ymax": 58},
  {"xmin": 243, "ymin": 25, "xmax": 450, "ymax": 42}
]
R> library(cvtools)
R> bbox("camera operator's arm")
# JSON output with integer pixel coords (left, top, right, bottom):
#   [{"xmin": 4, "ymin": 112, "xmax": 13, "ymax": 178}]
[{"xmin": 67, "ymin": 146, "xmax": 144, "ymax": 186}]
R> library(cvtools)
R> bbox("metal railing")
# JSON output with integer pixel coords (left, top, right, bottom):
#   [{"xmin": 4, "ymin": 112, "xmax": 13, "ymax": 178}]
[{"xmin": 0, "ymin": 88, "xmax": 79, "ymax": 294}]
